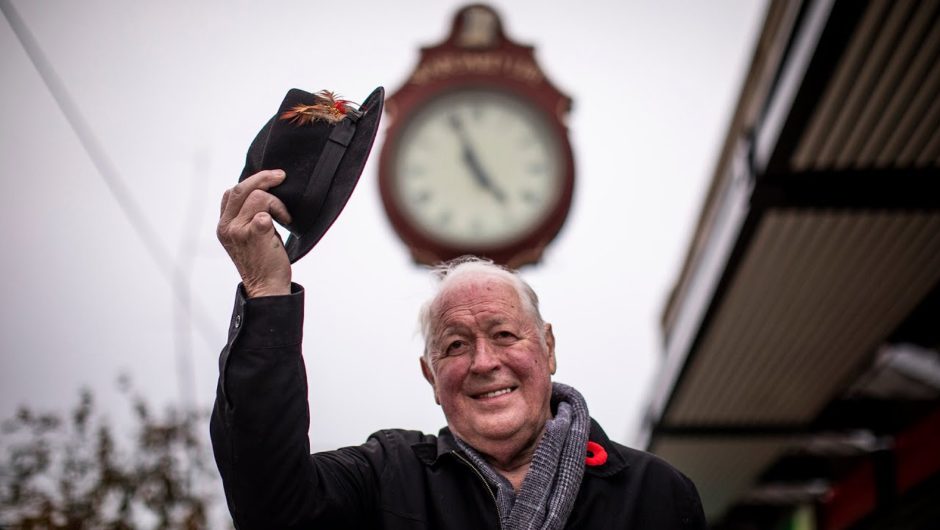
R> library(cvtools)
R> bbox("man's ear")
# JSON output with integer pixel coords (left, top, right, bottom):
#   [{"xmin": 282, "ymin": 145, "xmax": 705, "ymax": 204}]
[
  {"xmin": 420, "ymin": 356, "xmax": 441, "ymax": 405},
  {"xmin": 544, "ymin": 323, "xmax": 556, "ymax": 375}
]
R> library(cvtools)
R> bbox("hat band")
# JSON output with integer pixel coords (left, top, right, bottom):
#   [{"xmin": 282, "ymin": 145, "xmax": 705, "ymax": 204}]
[{"xmin": 297, "ymin": 117, "xmax": 358, "ymax": 233}]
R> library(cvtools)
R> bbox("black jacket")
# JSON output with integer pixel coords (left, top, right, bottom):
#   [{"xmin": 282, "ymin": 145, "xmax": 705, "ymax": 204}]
[{"xmin": 211, "ymin": 285, "xmax": 706, "ymax": 529}]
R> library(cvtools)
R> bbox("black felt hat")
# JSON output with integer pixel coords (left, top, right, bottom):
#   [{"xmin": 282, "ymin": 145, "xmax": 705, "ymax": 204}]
[{"xmin": 239, "ymin": 86, "xmax": 384, "ymax": 263}]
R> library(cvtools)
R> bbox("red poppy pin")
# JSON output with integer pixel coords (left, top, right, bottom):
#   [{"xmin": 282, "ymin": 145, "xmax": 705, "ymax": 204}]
[{"xmin": 585, "ymin": 441, "xmax": 608, "ymax": 467}]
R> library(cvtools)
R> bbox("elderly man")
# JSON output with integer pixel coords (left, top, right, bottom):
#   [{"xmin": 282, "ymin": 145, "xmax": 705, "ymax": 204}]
[{"xmin": 211, "ymin": 170, "xmax": 706, "ymax": 529}]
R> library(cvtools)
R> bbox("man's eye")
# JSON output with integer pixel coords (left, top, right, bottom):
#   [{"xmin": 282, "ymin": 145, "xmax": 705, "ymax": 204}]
[
  {"xmin": 446, "ymin": 340, "xmax": 469, "ymax": 355},
  {"xmin": 494, "ymin": 331, "xmax": 517, "ymax": 343}
]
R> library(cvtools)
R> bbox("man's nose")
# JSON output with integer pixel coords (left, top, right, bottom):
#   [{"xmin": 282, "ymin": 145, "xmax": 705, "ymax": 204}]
[{"xmin": 469, "ymin": 338, "xmax": 500, "ymax": 373}]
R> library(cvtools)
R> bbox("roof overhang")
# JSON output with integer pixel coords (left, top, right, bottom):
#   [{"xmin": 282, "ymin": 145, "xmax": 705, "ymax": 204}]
[{"xmin": 642, "ymin": 0, "xmax": 940, "ymax": 522}]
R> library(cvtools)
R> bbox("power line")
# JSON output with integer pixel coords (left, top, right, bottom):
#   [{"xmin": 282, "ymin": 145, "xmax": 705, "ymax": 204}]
[
  {"xmin": 1, "ymin": 1, "xmax": 221, "ymax": 357},
  {"xmin": 174, "ymin": 150, "xmax": 213, "ymax": 410}
]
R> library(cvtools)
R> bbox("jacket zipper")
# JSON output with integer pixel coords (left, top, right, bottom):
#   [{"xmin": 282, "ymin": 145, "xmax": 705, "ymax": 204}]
[{"xmin": 452, "ymin": 451, "xmax": 502, "ymax": 529}]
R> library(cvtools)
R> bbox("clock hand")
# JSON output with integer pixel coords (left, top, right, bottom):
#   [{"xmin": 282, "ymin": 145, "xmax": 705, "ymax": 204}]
[
  {"xmin": 448, "ymin": 114, "xmax": 491, "ymax": 189},
  {"xmin": 448, "ymin": 114, "xmax": 506, "ymax": 203},
  {"xmin": 462, "ymin": 147, "xmax": 507, "ymax": 203}
]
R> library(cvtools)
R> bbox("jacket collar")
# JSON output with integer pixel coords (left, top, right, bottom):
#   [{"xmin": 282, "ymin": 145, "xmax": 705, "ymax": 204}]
[
  {"xmin": 410, "ymin": 418, "xmax": 629, "ymax": 478},
  {"xmin": 583, "ymin": 418, "xmax": 629, "ymax": 477},
  {"xmin": 410, "ymin": 426, "xmax": 459, "ymax": 466}
]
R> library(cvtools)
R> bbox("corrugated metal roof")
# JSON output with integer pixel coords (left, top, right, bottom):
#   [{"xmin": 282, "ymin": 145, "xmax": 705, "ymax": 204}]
[
  {"xmin": 793, "ymin": 0, "xmax": 940, "ymax": 170},
  {"xmin": 665, "ymin": 210, "xmax": 940, "ymax": 426}
]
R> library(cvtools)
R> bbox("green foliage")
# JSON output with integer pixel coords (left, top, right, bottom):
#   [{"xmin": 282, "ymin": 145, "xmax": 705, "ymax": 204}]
[{"xmin": 0, "ymin": 381, "xmax": 226, "ymax": 529}]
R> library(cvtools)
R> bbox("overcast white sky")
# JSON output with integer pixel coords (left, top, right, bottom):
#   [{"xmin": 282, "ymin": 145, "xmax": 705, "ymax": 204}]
[{"xmin": 0, "ymin": 0, "xmax": 766, "ymax": 452}]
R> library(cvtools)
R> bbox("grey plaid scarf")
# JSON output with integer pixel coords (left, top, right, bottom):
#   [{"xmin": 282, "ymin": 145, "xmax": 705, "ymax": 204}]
[{"xmin": 455, "ymin": 382, "xmax": 590, "ymax": 530}]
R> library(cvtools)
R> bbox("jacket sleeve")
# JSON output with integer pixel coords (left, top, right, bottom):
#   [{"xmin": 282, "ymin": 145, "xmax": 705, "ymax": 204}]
[{"xmin": 209, "ymin": 284, "xmax": 382, "ymax": 529}]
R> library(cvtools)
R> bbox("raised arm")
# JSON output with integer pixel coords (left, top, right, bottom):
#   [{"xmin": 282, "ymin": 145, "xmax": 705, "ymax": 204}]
[{"xmin": 210, "ymin": 170, "xmax": 379, "ymax": 529}]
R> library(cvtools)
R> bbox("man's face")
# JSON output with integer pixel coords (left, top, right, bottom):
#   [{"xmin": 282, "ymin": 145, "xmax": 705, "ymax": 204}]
[{"xmin": 421, "ymin": 275, "xmax": 556, "ymax": 453}]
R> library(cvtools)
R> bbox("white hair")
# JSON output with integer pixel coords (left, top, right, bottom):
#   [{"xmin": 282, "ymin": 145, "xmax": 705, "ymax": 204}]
[{"xmin": 419, "ymin": 256, "xmax": 545, "ymax": 361}]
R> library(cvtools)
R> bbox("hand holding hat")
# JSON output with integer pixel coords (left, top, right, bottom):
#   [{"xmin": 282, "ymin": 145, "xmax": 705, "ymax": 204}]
[
  {"xmin": 217, "ymin": 169, "xmax": 293, "ymax": 298},
  {"xmin": 217, "ymin": 87, "xmax": 384, "ymax": 297}
]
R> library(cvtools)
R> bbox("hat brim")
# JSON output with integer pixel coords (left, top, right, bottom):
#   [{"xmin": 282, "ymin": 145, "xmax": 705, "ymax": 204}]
[{"xmin": 281, "ymin": 87, "xmax": 384, "ymax": 263}]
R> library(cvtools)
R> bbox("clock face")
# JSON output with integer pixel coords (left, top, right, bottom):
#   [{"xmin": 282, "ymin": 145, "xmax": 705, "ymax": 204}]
[{"xmin": 389, "ymin": 89, "xmax": 564, "ymax": 248}]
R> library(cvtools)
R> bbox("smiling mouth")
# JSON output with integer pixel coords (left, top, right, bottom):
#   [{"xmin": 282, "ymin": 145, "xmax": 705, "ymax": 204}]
[{"xmin": 473, "ymin": 386, "xmax": 517, "ymax": 399}]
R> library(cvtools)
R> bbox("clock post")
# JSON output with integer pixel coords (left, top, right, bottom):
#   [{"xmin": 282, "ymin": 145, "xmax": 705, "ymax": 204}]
[{"xmin": 378, "ymin": 4, "xmax": 575, "ymax": 268}]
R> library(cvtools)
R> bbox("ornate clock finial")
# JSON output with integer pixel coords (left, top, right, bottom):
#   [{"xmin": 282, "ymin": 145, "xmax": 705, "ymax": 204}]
[{"xmin": 454, "ymin": 4, "xmax": 503, "ymax": 49}]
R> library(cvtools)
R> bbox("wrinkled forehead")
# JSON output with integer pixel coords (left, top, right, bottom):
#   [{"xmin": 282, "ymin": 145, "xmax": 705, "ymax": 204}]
[{"xmin": 430, "ymin": 274, "xmax": 526, "ymax": 326}]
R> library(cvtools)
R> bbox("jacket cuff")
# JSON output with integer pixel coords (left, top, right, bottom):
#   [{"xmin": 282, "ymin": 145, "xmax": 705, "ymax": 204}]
[{"xmin": 228, "ymin": 282, "xmax": 305, "ymax": 350}]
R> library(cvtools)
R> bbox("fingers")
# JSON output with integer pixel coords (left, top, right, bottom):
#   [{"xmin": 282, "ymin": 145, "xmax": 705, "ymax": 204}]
[
  {"xmin": 218, "ymin": 190, "xmax": 291, "ymax": 246},
  {"xmin": 249, "ymin": 211, "xmax": 274, "ymax": 236},
  {"xmin": 233, "ymin": 188, "xmax": 292, "ymax": 229},
  {"xmin": 264, "ymin": 193, "xmax": 292, "ymax": 227},
  {"xmin": 217, "ymin": 170, "xmax": 292, "ymax": 253},
  {"xmin": 219, "ymin": 169, "xmax": 286, "ymax": 225}
]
